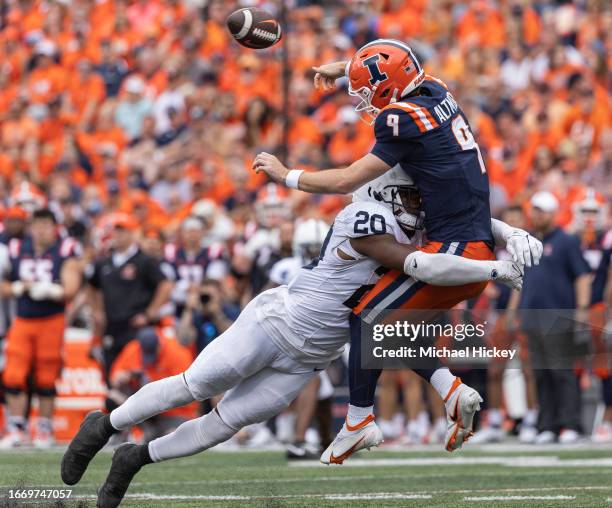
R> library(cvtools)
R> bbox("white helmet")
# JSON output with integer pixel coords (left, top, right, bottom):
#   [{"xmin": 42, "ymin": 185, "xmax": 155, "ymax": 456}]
[
  {"xmin": 352, "ymin": 165, "xmax": 424, "ymax": 233},
  {"xmin": 293, "ymin": 218, "xmax": 329, "ymax": 263}
]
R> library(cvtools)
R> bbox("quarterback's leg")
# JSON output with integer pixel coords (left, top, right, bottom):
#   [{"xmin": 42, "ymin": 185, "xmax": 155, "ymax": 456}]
[
  {"xmin": 97, "ymin": 367, "xmax": 316, "ymax": 508},
  {"xmin": 325, "ymin": 241, "xmax": 492, "ymax": 462},
  {"xmin": 62, "ymin": 299, "xmax": 277, "ymax": 485}
]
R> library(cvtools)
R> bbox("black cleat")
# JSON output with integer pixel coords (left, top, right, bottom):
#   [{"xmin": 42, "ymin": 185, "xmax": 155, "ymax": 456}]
[
  {"xmin": 97, "ymin": 443, "xmax": 146, "ymax": 508},
  {"xmin": 61, "ymin": 411, "xmax": 113, "ymax": 485},
  {"xmin": 286, "ymin": 441, "xmax": 320, "ymax": 460}
]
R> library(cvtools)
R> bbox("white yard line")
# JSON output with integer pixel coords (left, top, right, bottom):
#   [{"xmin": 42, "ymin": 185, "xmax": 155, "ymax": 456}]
[
  {"xmin": 289, "ymin": 455, "xmax": 612, "ymax": 468},
  {"xmin": 464, "ymin": 495, "xmax": 575, "ymax": 501},
  {"xmin": 325, "ymin": 493, "xmax": 432, "ymax": 500},
  {"xmin": 129, "ymin": 469, "xmax": 612, "ymax": 487},
  {"xmin": 72, "ymin": 485, "xmax": 612, "ymax": 503}
]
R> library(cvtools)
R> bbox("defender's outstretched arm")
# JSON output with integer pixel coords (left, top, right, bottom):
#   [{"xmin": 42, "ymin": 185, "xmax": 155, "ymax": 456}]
[
  {"xmin": 491, "ymin": 218, "xmax": 543, "ymax": 267},
  {"xmin": 350, "ymin": 234, "xmax": 523, "ymax": 290},
  {"xmin": 253, "ymin": 152, "xmax": 391, "ymax": 195}
]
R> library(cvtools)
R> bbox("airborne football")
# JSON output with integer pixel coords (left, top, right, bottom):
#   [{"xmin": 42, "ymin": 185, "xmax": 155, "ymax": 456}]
[{"xmin": 0, "ymin": 1, "xmax": 610, "ymax": 508}]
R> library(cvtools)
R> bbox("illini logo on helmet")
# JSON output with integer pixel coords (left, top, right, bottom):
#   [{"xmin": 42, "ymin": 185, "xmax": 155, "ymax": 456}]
[{"xmin": 363, "ymin": 55, "xmax": 389, "ymax": 86}]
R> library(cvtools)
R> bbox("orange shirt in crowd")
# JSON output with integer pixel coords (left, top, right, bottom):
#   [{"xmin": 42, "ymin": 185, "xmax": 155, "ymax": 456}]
[
  {"xmin": 110, "ymin": 336, "xmax": 197, "ymax": 420},
  {"xmin": 27, "ymin": 64, "xmax": 68, "ymax": 104},
  {"xmin": 328, "ymin": 123, "xmax": 373, "ymax": 166},
  {"xmin": 67, "ymin": 73, "xmax": 106, "ymax": 119},
  {"xmin": 456, "ymin": 5, "xmax": 506, "ymax": 48}
]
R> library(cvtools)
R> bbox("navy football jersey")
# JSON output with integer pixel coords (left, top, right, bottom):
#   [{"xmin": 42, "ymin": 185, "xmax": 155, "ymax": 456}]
[
  {"xmin": 370, "ymin": 75, "xmax": 493, "ymax": 244},
  {"xmin": 582, "ymin": 230, "xmax": 611, "ymax": 305},
  {"xmin": 165, "ymin": 243, "xmax": 227, "ymax": 306},
  {"xmin": 8, "ymin": 236, "xmax": 80, "ymax": 318}
]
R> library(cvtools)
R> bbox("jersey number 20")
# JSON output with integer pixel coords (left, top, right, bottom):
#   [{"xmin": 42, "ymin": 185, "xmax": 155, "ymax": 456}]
[{"xmin": 354, "ymin": 211, "xmax": 386, "ymax": 235}]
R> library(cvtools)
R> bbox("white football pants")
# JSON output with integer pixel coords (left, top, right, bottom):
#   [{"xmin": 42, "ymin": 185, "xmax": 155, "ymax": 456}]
[{"xmin": 110, "ymin": 298, "xmax": 322, "ymax": 461}]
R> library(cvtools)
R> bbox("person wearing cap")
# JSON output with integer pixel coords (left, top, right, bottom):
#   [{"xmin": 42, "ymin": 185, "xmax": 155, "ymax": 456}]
[
  {"xmin": 115, "ymin": 76, "xmax": 152, "ymax": 141},
  {"xmin": 518, "ymin": 191, "xmax": 592, "ymax": 445},
  {"xmin": 109, "ymin": 327, "xmax": 196, "ymax": 442},
  {"xmin": 88, "ymin": 214, "xmax": 173, "ymax": 378}
]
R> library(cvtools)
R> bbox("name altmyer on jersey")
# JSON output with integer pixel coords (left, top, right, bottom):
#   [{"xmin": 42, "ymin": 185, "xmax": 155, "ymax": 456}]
[{"xmin": 433, "ymin": 92, "xmax": 459, "ymax": 124}]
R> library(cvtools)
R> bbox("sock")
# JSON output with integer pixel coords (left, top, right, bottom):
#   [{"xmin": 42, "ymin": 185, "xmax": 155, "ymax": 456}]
[
  {"xmin": 101, "ymin": 414, "xmax": 118, "ymax": 435},
  {"xmin": 346, "ymin": 404, "xmax": 374, "ymax": 427},
  {"xmin": 430, "ymin": 368, "xmax": 457, "ymax": 400},
  {"xmin": 7, "ymin": 415, "xmax": 26, "ymax": 432},
  {"xmin": 523, "ymin": 409, "xmax": 538, "ymax": 427},
  {"xmin": 138, "ymin": 444, "xmax": 154, "ymax": 465},
  {"xmin": 37, "ymin": 417, "xmax": 53, "ymax": 434},
  {"xmin": 110, "ymin": 374, "xmax": 194, "ymax": 431},
  {"xmin": 148, "ymin": 409, "xmax": 237, "ymax": 463},
  {"xmin": 488, "ymin": 409, "xmax": 503, "ymax": 428}
]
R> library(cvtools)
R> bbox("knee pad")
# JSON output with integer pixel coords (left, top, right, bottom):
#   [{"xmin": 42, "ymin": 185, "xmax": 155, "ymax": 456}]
[
  {"xmin": 3, "ymin": 385, "xmax": 24, "ymax": 396},
  {"xmin": 148, "ymin": 409, "xmax": 237, "ymax": 462},
  {"xmin": 159, "ymin": 374, "xmax": 195, "ymax": 409},
  {"xmin": 2, "ymin": 366, "xmax": 28, "ymax": 392},
  {"xmin": 110, "ymin": 374, "xmax": 195, "ymax": 431},
  {"xmin": 35, "ymin": 386, "xmax": 57, "ymax": 397}
]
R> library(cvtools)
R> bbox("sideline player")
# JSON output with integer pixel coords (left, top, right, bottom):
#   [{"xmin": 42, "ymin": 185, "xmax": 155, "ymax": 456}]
[
  {"xmin": 0, "ymin": 209, "xmax": 81, "ymax": 448},
  {"xmin": 253, "ymin": 39, "xmax": 542, "ymax": 460},
  {"xmin": 61, "ymin": 170, "xmax": 526, "ymax": 508}
]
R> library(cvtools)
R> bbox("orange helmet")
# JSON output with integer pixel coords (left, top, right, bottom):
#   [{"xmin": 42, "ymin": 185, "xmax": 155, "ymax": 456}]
[
  {"xmin": 347, "ymin": 39, "xmax": 424, "ymax": 123},
  {"xmin": 255, "ymin": 183, "xmax": 292, "ymax": 227},
  {"xmin": 9, "ymin": 182, "xmax": 46, "ymax": 214},
  {"xmin": 571, "ymin": 188, "xmax": 607, "ymax": 231}
]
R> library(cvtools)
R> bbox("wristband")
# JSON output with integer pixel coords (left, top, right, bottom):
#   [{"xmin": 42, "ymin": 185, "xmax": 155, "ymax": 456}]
[{"xmin": 285, "ymin": 169, "xmax": 304, "ymax": 190}]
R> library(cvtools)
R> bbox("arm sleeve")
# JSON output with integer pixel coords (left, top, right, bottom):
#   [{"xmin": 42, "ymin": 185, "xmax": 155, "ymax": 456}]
[
  {"xmin": 404, "ymin": 251, "xmax": 496, "ymax": 286},
  {"xmin": 370, "ymin": 108, "xmax": 418, "ymax": 167}
]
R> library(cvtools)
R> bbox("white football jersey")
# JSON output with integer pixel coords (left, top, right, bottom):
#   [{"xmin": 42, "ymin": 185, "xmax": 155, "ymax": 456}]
[
  {"xmin": 255, "ymin": 201, "xmax": 412, "ymax": 364},
  {"xmin": 268, "ymin": 256, "xmax": 302, "ymax": 286}
]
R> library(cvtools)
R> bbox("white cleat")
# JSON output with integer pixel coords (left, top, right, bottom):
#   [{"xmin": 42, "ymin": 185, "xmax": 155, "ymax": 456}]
[
  {"xmin": 469, "ymin": 425, "xmax": 506, "ymax": 444},
  {"xmin": 592, "ymin": 422, "xmax": 612, "ymax": 443},
  {"xmin": 320, "ymin": 415, "xmax": 383, "ymax": 465},
  {"xmin": 558, "ymin": 429, "xmax": 581, "ymax": 445},
  {"xmin": 443, "ymin": 378, "xmax": 483, "ymax": 452},
  {"xmin": 0, "ymin": 430, "xmax": 27, "ymax": 449},
  {"xmin": 518, "ymin": 425, "xmax": 538, "ymax": 444},
  {"xmin": 32, "ymin": 433, "xmax": 55, "ymax": 449}
]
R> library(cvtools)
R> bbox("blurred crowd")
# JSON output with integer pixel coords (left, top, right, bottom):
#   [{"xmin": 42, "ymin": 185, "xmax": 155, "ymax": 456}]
[{"xmin": 0, "ymin": 0, "xmax": 610, "ymax": 450}]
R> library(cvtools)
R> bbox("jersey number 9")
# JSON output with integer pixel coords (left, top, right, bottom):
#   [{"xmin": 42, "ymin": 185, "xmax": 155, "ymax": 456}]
[{"xmin": 451, "ymin": 115, "xmax": 487, "ymax": 174}]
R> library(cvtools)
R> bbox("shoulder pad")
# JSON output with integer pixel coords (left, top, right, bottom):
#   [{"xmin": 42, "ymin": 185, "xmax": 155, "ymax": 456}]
[
  {"xmin": 602, "ymin": 230, "xmax": 612, "ymax": 250},
  {"xmin": 60, "ymin": 237, "xmax": 81, "ymax": 257},
  {"xmin": 376, "ymin": 101, "xmax": 439, "ymax": 140},
  {"xmin": 8, "ymin": 238, "xmax": 22, "ymax": 258},
  {"xmin": 424, "ymin": 74, "xmax": 449, "ymax": 90},
  {"xmin": 164, "ymin": 243, "xmax": 177, "ymax": 262},
  {"xmin": 336, "ymin": 202, "xmax": 398, "ymax": 239}
]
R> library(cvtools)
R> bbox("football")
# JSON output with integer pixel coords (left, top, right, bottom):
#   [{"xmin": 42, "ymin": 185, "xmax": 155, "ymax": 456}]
[{"xmin": 226, "ymin": 7, "xmax": 282, "ymax": 49}]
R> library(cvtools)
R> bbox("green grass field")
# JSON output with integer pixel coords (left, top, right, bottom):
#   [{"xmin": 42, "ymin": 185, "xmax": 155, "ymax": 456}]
[{"xmin": 1, "ymin": 445, "xmax": 612, "ymax": 507}]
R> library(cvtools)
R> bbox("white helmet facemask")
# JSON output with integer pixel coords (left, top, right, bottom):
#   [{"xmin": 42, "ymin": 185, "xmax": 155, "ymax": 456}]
[{"xmin": 352, "ymin": 166, "xmax": 424, "ymax": 234}]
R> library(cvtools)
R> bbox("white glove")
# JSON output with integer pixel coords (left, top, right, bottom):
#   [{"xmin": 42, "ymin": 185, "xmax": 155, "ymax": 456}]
[
  {"xmin": 491, "ymin": 260, "xmax": 524, "ymax": 291},
  {"xmin": 506, "ymin": 231, "xmax": 543, "ymax": 268},
  {"xmin": 29, "ymin": 281, "xmax": 65, "ymax": 301},
  {"xmin": 491, "ymin": 218, "xmax": 543, "ymax": 268},
  {"xmin": 10, "ymin": 281, "xmax": 25, "ymax": 297}
]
